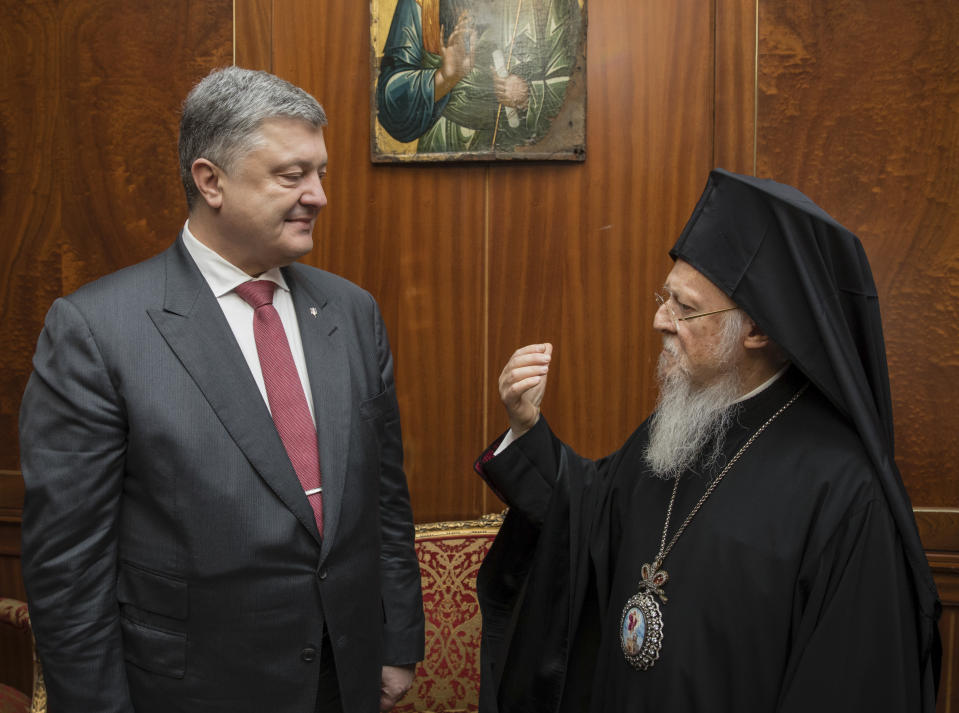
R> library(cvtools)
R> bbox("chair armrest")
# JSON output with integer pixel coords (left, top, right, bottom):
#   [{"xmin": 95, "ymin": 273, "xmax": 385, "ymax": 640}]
[{"xmin": 0, "ymin": 599, "xmax": 30, "ymax": 632}]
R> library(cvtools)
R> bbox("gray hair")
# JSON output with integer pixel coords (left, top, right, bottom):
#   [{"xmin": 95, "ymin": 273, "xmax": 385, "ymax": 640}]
[
  {"xmin": 718, "ymin": 307, "xmax": 788, "ymax": 366},
  {"xmin": 178, "ymin": 66, "xmax": 328, "ymax": 208}
]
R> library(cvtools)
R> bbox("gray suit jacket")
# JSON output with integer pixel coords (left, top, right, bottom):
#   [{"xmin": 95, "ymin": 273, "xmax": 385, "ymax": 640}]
[{"xmin": 19, "ymin": 236, "xmax": 424, "ymax": 712}]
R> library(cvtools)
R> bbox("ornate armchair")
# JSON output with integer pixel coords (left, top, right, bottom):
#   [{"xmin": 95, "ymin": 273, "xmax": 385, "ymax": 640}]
[
  {"xmin": 0, "ymin": 598, "xmax": 44, "ymax": 713},
  {"xmin": 395, "ymin": 513, "xmax": 503, "ymax": 713}
]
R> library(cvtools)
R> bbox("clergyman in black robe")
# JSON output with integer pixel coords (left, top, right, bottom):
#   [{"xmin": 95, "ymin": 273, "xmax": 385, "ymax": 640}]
[{"xmin": 474, "ymin": 169, "xmax": 941, "ymax": 713}]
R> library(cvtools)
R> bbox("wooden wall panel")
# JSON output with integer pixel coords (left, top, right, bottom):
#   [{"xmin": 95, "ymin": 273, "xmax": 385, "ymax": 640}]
[
  {"xmin": 0, "ymin": 1, "xmax": 61, "ymax": 472},
  {"xmin": 0, "ymin": 0, "xmax": 232, "ymax": 473},
  {"xmin": 714, "ymin": 0, "xmax": 757, "ymax": 174},
  {"xmin": 270, "ymin": 3, "xmax": 489, "ymax": 521},
  {"xmin": 755, "ymin": 0, "xmax": 959, "ymax": 508},
  {"xmin": 57, "ymin": 2, "xmax": 233, "ymax": 293},
  {"xmin": 235, "ymin": 0, "xmax": 273, "ymax": 71}
]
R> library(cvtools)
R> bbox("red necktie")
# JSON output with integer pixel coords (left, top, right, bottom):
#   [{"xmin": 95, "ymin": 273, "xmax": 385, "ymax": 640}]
[{"xmin": 235, "ymin": 280, "xmax": 323, "ymax": 535}]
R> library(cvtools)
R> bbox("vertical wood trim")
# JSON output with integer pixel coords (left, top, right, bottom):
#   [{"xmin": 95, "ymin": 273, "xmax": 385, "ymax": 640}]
[
  {"xmin": 713, "ymin": 0, "xmax": 757, "ymax": 174},
  {"xmin": 235, "ymin": 0, "xmax": 273, "ymax": 71},
  {"xmin": 752, "ymin": 0, "xmax": 758, "ymax": 176},
  {"xmin": 481, "ymin": 167, "xmax": 491, "ymax": 515}
]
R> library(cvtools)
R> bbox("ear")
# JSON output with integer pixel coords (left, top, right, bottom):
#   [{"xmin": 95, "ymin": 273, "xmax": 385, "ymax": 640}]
[
  {"xmin": 743, "ymin": 319, "xmax": 770, "ymax": 350},
  {"xmin": 191, "ymin": 158, "xmax": 224, "ymax": 209}
]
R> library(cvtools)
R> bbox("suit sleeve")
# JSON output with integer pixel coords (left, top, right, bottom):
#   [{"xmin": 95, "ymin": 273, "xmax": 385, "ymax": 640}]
[
  {"xmin": 370, "ymin": 297, "xmax": 425, "ymax": 665},
  {"xmin": 19, "ymin": 297, "xmax": 135, "ymax": 712}
]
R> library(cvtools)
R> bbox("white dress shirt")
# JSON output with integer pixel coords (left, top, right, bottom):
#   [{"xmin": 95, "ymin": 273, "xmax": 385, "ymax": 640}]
[{"xmin": 181, "ymin": 221, "xmax": 316, "ymax": 423}]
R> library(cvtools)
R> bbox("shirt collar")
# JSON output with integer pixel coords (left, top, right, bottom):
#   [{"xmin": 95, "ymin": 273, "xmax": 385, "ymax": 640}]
[
  {"xmin": 733, "ymin": 362, "xmax": 790, "ymax": 404},
  {"xmin": 181, "ymin": 220, "xmax": 289, "ymax": 297}
]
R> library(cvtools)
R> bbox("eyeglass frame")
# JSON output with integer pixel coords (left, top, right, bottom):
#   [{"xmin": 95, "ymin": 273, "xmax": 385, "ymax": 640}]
[{"xmin": 654, "ymin": 290, "xmax": 739, "ymax": 324}]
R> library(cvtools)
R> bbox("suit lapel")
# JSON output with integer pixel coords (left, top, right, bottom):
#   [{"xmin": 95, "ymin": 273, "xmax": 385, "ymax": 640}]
[
  {"xmin": 285, "ymin": 265, "xmax": 352, "ymax": 562},
  {"xmin": 147, "ymin": 238, "xmax": 323, "ymax": 546}
]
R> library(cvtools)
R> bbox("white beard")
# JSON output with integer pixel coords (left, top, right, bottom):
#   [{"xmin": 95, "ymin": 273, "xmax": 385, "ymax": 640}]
[{"xmin": 643, "ymin": 322, "xmax": 746, "ymax": 480}]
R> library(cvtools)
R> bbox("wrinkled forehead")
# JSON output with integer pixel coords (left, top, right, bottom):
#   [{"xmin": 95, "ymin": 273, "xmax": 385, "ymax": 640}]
[{"xmin": 663, "ymin": 259, "xmax": 737, "ymax": 308}]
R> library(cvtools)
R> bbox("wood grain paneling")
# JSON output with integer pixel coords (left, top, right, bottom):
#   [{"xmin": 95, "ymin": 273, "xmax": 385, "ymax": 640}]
[
  {"xmin": 57, "ymin": 1, "xmax": 232, "ymax": 292},
  {"xmin": 756, "ymin": 0, "xmax": 959, "ymax": 508},
  {"xmin": 0, "ymin": 1, "xmax": 61, "ymax": 472},
  {"xmin": 714, "ymin": 0, "xmax": 757, "ymax": 174},
  {"xmin": 235, "ymin": 0, "xmax": 273, "ymax": 71},
  {"xmin": 0, "ymin": 0, "xmax": 232, "ymax": 472}
]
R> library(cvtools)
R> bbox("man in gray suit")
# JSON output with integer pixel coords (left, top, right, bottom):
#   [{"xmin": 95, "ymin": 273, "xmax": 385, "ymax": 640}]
[{"xmin": 19, "ymin": 67, "xmax": 424, "ymax": 712}]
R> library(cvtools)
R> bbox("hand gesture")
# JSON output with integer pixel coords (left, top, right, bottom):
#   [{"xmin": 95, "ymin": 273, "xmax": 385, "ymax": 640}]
[
  {"xmin": 434, "ymin": 12, "xmax": 476, "ymax": 100},
  {"xmin": 493, "ymin": 72, "xmax": 530, "ymax": 110},
  {"xmin": 499, "ymin": 343, "xmax": 552, "ymax": 437}
]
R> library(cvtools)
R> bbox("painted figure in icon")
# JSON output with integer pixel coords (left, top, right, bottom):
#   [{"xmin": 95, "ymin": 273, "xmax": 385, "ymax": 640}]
[
  {"xmin": 623, "ymin": 608, "xmax": 644, "ymax": 655},
  {"xmin": 377, "ymin": 0, "xmax": 580, "ymax": 153}
]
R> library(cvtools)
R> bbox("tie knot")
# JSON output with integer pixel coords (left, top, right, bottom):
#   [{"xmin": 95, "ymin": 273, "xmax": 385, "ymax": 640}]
[{"xmin": 235, "ymin": 280, "xmax": 276, "ymax": 309}]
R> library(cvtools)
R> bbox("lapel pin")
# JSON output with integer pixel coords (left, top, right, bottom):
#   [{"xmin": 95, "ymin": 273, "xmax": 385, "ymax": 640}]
[{"xmin": 309, "ymin": 307, "xmax": 318, "ymax": 318}]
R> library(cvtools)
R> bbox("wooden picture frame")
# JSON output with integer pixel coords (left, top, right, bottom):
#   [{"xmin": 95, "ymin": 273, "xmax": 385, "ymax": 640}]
[{"xmin": 370, "ymin": 0, "xmax": 587, "ymax": 162}]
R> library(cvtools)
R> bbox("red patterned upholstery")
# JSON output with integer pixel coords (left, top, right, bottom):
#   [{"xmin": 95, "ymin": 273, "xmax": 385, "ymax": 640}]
[{"xmin": 395, "ymin": 514, "xmax": 503, "ymax": 713}]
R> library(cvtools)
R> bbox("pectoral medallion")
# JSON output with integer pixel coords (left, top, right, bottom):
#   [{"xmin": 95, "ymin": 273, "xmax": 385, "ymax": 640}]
[
  {"xmin": 617, "ymin": 384, "xmax": 807, "ymax": 673},
  {"xmin": 620, "ymin": 561, "xmax": 667, "ymax": 670}
]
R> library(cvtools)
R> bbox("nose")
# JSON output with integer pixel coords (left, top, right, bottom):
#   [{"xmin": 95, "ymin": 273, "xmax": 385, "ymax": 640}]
[
  {"xmin": 653, "ymin": 301, "xmax": 676, "ymax": 334},
  {"xmin": 300, "ymin": 172, "xmax": 328, "ymax": 209}
]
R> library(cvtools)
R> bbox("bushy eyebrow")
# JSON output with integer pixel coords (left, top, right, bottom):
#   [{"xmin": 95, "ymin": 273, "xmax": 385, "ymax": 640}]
[{"xmin": 662, "ymin": 282, "xmax": 701, "ymax": 308}]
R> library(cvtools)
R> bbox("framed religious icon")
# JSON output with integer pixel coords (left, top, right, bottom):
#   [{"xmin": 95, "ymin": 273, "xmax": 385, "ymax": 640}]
[{"xmin": 370, "ymin": 0, "xmax": 587, "ymax": 162}]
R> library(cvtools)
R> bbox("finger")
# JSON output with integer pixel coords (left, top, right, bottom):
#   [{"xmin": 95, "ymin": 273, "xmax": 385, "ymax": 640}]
[
  {"xmin": 446, "ymin": 27, "xmax": 464, "ymax": 47},
  {"xmin": 379, "ymin": 689, "xmax": 400, "ymax": 712},
  {"xmin": 503, "ymin": 354, "xmax": 552, "ymax": 375},
  {"xmin": 500, "ymin": 364, "xmax": 548, "ymax": 394},
  {"xmin": 512, "ymin": 343, "xmax": 552, "ymax": 357},
  {"xmin": 508, "ymin": 346, "xmax": 552, "ymax": 365},
  {"xmin": 501, "ymin": 375, "xmax": 543, "ymax": 403},
  {"xmin": 503, "ymin": 364, "xmax": 549, "ymax": 387}
]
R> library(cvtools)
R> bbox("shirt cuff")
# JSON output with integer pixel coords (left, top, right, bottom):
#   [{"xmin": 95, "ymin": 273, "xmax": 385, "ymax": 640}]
[{"xmin": 493, "ymin": 428, "xmax": 519, "ymax": 456}]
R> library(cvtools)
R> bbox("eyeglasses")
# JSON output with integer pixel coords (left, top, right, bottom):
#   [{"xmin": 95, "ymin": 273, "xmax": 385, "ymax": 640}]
[{"xmin": 654, "ymin": 290, "xmax": 738, "ymax": 326}]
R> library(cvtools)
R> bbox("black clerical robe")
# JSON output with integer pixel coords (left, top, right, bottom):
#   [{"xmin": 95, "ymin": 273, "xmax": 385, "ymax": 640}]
[{"xmin": 476, "ymin": 368, "xmax": 922, "ymax": 712}]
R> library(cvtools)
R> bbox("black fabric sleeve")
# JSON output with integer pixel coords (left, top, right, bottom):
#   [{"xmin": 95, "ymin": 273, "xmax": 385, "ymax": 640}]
[{"xmin": 476, "ymin": 417, "xmax": 561, "ymax": 527}]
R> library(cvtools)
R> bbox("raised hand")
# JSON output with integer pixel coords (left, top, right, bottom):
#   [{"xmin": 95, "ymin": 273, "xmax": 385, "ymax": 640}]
[
  {"xmin": 434, "ymin": 12, "xmax": 476, "ymax": 101},
  {"xmin": 499, "ymin": 343, "xmax": 552, "ymax": 437}
]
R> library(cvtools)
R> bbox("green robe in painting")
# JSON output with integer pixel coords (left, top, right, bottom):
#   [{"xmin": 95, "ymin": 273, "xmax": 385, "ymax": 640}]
[{"xmin": 377, "ymin": 0, "xmax": 578, "ymax": 153}]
